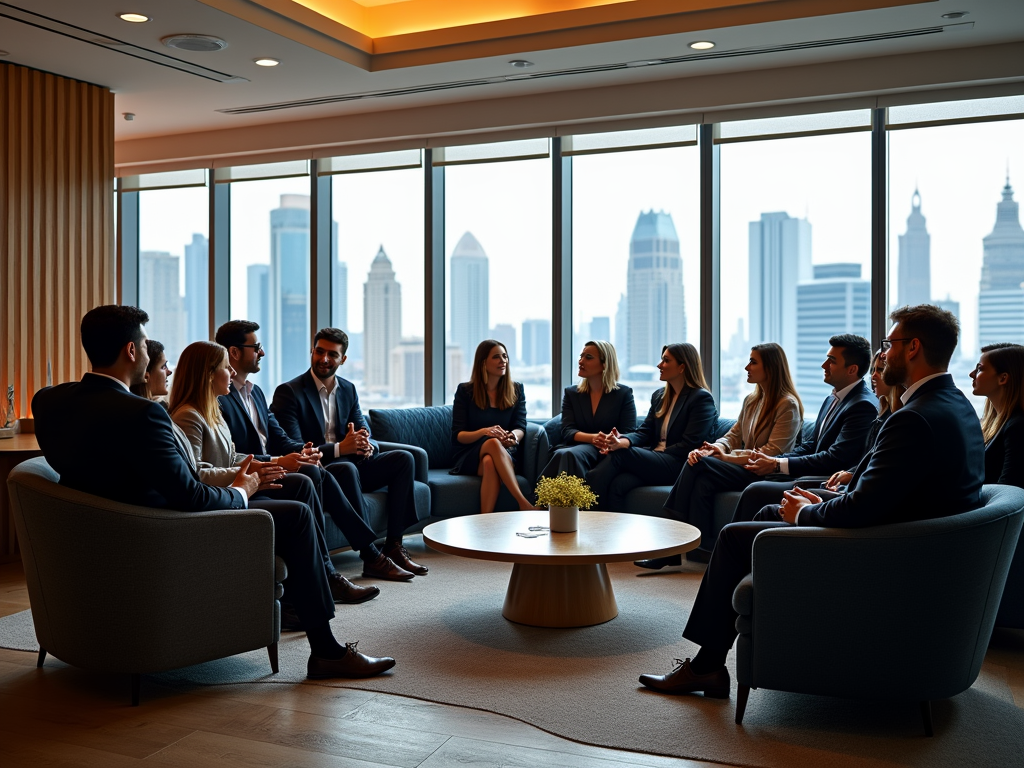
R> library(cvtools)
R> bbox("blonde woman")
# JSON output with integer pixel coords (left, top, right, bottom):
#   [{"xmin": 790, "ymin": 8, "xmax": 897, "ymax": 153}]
[
  {"xmin": 588, "ymin": 343, "xmax": 718, "ymax": 513},
  {"xmin": 644, "ymin": 343, "xmax": 802, "ymax": 566},
  {"xmin": 539, "ymin": 340, "xmax": 636, "ymax": 482},
  {"xmin": 971, "ymin": 343, "xmax": 1024, "ymax": 488}
]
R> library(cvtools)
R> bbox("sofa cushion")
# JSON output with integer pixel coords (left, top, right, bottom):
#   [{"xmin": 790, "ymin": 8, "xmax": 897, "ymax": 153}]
[
  {"xmin": 427, "ymin": 469, "xmax": 533, "ymax": 519},
  {"xmin": 369, "ymin": 406, "xmax": 455, "ymax": 468},
  {"xmin": 543, "ymin": 414, "xmax": 563, "ymax": 449}
]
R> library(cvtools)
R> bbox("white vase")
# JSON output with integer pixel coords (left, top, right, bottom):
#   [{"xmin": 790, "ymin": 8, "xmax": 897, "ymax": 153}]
[{"xmin": 548, "ymin": 505, "xmax": 579, "ymax": 533}]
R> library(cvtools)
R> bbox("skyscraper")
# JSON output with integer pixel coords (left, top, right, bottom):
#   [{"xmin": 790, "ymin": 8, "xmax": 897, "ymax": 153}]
[
  {"xmin": 749, "ymin": 212, "xmax": 811, "ymax": 358},
  {"xmin": 979, "ymin": 174, "xmax": 1024, "ymax": 347},
  {"xmin": 491, "ymin": 323, "xmax": 517, "ymax": 364},
  {"xmin": 897, "ymin": 189, "xmax": 931, "ymax": 308},
  {"xmin": 363, "ymin": 246, "xmax": 402, "ymax": 391},
  {"xmin": 614, "ymin": 294, "xmax": 628, "ymax": 363},
  {"xmin": 268, "ymin": 194, "xmax": 310, "ymax": 386},
  {"xmin": 183, "ymin": 233, "xmax": 208, "ymax": 344},
  {"xmin": 795, "ymin": 263, "xmax": 870, "ymax": 406},
  {"xmin": 589, "ymin": 316, "xmax": 611, "ymax": 344},
  {"xmin": 521, "ymin": 319, "xmax": 551, "ymax": 367},
  {"xmin": 390, "ymin": 339, "xmax": 424, "ymax": 403},
  {"xmin": 247, "ymin": 264, "xmax": 269, "ymax": 340},
  {"xmin": 449, "ymin": 231, "xmax": 489, "ymax": 380},
  {"xmin": 139, "ymin": 250, "xmax": 185, "ymax": 363},
  {"xmin": 626, "ymin": 210, "xmax": 685, "ymax": 370}
]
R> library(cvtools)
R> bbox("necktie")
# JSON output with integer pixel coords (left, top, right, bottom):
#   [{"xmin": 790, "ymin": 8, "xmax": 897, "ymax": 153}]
[{"xmin": 817, "ymin": 394, "xmax": 840, "ymax": 447}]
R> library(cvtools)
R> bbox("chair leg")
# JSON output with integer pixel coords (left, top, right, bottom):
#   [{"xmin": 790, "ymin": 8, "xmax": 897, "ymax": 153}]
[
  {"xmin": 36, "ymin": 648, "xmax": 47, "ymax": 668},
  {"xmin": 920, "ymin": 700, "xmax": 933, "ymax": 737},
  {"xmin": 267, "ymin": 642, "xmax": 279, "ymax": 674},
  {"xmin": 131, "ymin": 674, "xmax": 141, "ymax": 707},
  {"xmin": 735, "ymin": 685, "xmax": 751, "ymax": 724}
]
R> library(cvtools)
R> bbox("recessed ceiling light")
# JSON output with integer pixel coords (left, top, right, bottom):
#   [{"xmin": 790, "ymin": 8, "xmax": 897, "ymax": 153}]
[
  {"xmin": 118, "ymin": 13, "xmax": 150, "ymax": 23},
  {"xmin": 254, "ymin": 57, "xmax": 280, "ymax": 67},
  {"xmin": 689, "ymin": 41, "xmax": 715, "ymax": 50},
  {"xmin": 508, "ymin": 59, "xmax": 534, "ymax": 68},
  {"xmin": 161, "ymin": 34, "xmax": 228, "ymax": 52},
  {"xmin": 941, "ymin": 11, "xmax": 969, "ymax": 19}
]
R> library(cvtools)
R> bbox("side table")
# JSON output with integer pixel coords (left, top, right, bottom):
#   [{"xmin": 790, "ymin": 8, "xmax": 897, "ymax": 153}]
[{"xmin": 1, "ymin": 435, "xmax": 42, "ymax": 561}]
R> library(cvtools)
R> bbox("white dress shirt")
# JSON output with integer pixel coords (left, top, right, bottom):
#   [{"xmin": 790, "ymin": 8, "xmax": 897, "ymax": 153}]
[
  {"xmin": 312, "ymin": 371, "xmax": 339, "ymax": 447},
  {"xmin": 233, "ymin": 379, "xmax": 268, "ymax": 455},
  {"xmin": 900, "ymin": 371, "xmax": 950, "ymax": 405},
  {"xmin": 654, "ymin": 388, "xmax": 680, "ymax": 453},
  {"xmin": 778, "ymin": 378, "xmax": 861, "ymax": 475}
]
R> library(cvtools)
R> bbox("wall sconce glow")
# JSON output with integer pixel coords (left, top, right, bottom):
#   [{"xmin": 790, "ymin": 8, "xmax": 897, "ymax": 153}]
[
  {"xmin": 254, "ymin": 57, "xmax": 280, "ymax": 67},
  {"xmin": 689, "ymin": 41, "xmax": 715, "ymax": 50},
  {"xmin": 118, "ymin": 13, "xmax": 150, "ymax": 23}
]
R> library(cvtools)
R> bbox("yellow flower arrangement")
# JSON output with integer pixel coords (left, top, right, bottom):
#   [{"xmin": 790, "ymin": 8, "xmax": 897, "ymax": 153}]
[{"xmin": 534, "ymin": 472, "xmax": 598, "ymax": 510}]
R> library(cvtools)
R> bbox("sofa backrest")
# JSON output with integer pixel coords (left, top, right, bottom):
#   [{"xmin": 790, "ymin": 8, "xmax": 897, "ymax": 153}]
[{"xmin": 368, "ymin": 405, "xmax": 456, "ymax": 468}]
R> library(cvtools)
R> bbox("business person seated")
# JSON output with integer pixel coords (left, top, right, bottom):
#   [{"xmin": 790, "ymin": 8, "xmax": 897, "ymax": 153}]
[
  {"xmin": 539, "ymin": 340, "xmax": 636, "ymax": 483},
  {"xmin": 971, "ymin": 343, "xmax": 1024, "ymax": 488},
  {"xmin": 640, "ymin": 343, "xmax": 803, "ymax": 567},
  {"xmin": 451, "ymin": 340, "xmax": 536, "ymax": 514},
  {"xmin": 730, "ymin": 335, "xmax": 877, "ymax": 523},
  {"xmin": 587, "ymin": 343, "xmax": 718, "ymax": 512},
  {"xmin": 638, "ymin": 304, "xmax": 985, "ymax": 699},
  {"xmin": 32, "ymin": 306, "xmax": 394, "ymax": 679},
  {"xmin": 215, "ymin": 320, "xmax": 408, "ymax": 591},
  {"xmin": 128, "ymin": 338, "xmax": 172, "ymax": 406},
  {"xmin": 271, "ymin": 328, "xmax": 427, "ymax": 579}
]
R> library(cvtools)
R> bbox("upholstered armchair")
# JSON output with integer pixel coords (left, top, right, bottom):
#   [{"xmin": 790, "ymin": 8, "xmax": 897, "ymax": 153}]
[
  {"xmin": 7, "ymin": 457, "xmax": 283, "ymax": 705},
  {"xmin": 732, "ymin": 484, "xmax": 1024, "ymax": 735}
]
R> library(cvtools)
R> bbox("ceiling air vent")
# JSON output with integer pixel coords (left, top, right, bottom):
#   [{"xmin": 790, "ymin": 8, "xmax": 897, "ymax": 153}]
[{"xmin": 161, "ymin": 34, "xmax": 228, "ymax": 53}]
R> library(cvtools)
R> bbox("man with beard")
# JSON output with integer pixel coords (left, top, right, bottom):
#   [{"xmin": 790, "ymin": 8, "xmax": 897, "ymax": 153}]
[
  {"xmin": 637, "ymin": 304, "xmax": 985, "ymax": 700},
  {"xmin": 271, "ymin": 327, "xmax": 427, "ymax": 579}
]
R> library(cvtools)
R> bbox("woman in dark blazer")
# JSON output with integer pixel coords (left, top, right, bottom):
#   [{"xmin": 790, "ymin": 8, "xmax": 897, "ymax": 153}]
[
  {"xmin": 451, "ymin": 339, "xmax": 536, "ymax": 513},
  {"xmin": 587, "ymin": 343, "xmax": 718, "ymax": 512},
  {"xmin": 540, "ymin": 340, "xmax": 636, "ymax": 482},
  {"xmin": 971, "ymin": 343, "xmax": 1024, "ymax": 488}
]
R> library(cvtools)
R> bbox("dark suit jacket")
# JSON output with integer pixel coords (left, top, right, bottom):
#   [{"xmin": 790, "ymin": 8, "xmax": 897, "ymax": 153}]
[
  {"xmin": 270, "ymin": 369, "xmax": 379, "ymax": 462},
  {"xmin": 621, "ymin": 386, "xmax": 718, "ymax": 460},
  {"xmin": 219, "ymin": 382, "xmax": 304, "ymax": 462},
  {"xmin": 32, "ymin": 373, "xmax": 243, "ymax": 511},
  {"xmin": 559, "ymin": 384, "xmax": 636, "ymax": 445},
  {"xmin": 799, "ymin": 374, "xmax": 985, "ymax": 528},
  {"xmin": 782, "ymin": 380, "xmax": 877, "ymax": 477},
  {"xmin": 985, "ymin": 410, "xmax": 1024, "ymax": 488}
]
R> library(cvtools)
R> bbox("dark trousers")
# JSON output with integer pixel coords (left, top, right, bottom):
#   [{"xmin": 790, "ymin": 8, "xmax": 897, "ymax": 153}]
[
  {"xmin": 589, "ymin": 448, "xmax": 684, "ymax": 511},
  {"xmin": 733, "ymin": 477, "xmax": 829, "ymax": 523},
  {"xmin": 295, "ymin": 463, "xmax": 377, "ymax": 553},
  {"xmin": 539, "ymin": 444, "xmax": 603, "ymax": 481},
  {"xmin": 327, "ymin": 450, "xmax": 417, "ymax": 540},
  {"xmin": 682, "ymin": 521, "xmax": 787, "ymax": 652},
  {"xmin": 664, "ymin": 457, "xmax": 760, "ymax": 544}
]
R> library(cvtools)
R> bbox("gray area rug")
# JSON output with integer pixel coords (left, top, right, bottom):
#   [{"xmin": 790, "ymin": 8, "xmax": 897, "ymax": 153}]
[{"xmin": 5, "ymin": 537, "xmax": 1023, "ymax": 768}]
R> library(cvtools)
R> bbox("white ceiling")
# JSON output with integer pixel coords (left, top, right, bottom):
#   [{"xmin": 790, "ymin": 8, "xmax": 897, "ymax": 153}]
[{"xmin": 1, "ymin": 0, "xmax": 1022, "ymax": 141}]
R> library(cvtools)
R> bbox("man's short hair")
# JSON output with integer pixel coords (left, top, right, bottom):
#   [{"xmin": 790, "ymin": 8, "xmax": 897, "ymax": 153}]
[
  {"xmin": 80, "ymin": 305, "xmax": 149, "ymax": 368},
  {"xmin": 889, "ymin": 304, "xmax": 960, "ymax": 368},
  {"xmin": 215, "ymin": 320, "xmax": 260, "ymax": 350},
  {"xmin": 828, "ymin": 334, "xmax": 872, "ymax": 378},
  {"xmin": 314, "ymin": 327, "xmax": 349, "ymax": 356}
]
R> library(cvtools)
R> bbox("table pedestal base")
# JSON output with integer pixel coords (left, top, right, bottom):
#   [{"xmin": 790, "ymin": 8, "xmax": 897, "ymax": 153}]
[{"xmin": 502, "ymin": 562, "xmax": 617, "ymax": 627}]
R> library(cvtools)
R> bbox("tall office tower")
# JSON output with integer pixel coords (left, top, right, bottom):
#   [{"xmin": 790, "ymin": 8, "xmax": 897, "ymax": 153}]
[
  {"xmin": 449, "ymin": 231, "xmax": 489, "ymax": 380},
  {"xmin": 139, "ymin": 251, "xmax": 185, "ymax": 363},
  {"xmin": 979, "ymin": 174, "xmax": 1024, "ymax": 347},
  {"xmin": 614, "ymin": 294, "xmax": 628, "ymax": 363},
  {"xmin": 626, "ymin": 210, "xmax": 686, "ymax": 370},
  {"xmin": 589, "ymin": 316, "xmax": 611, "ymax": 343},
  {"xmin": 363, "ymin": 246, "xmax": 402, "ymax": 391},
  {"xmin": 445, "ymin": 344, "xmax": 464, "ymax": 402},
  {"xmin": 749, "ymin": 212, "xmax": 812, "ymax": 357},
  {"xmin": 183, "ymin": 233, "xmax": 208, "ymax": 344},
  {"xmin": 491, "ymin": 323, "xmax": 517, "ymax": 364},
  {"xmin": 795, "ymin": 263, "xmax": 870, "ymax": 406},
  {"xmin": 390, "ymin": 339, "xmax": 424, "ymax": 402},
  {"xmin": 521, "ymin": 319, "xmax": 551, "ymax": 366},
  {"xmin": 268, "ymin": 194, "xmax": 310, "ymax": 386},
  {"xmin": 331, "ymin": 221, "xmax": 348, "ymax": 331},
  {"xmin": 897, "ymin": 189, "xmax": 931, "ymax": 308},
  {"xmin": 247, "ymin": 264, "xmax": 269, "ymax": 339}
]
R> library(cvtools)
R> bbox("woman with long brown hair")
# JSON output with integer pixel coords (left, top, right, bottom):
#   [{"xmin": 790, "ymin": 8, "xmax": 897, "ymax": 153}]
[
  {"xmin": 971, "ymin": 342, "xmax": 1024, "ymax": 488},
  {"xmin": 129, "ymin": 339, "xmax": 171, "ymax": 405},
  {"xmin": 450, "ymin": 340, "xmax": 536, "ymax": 513},
  {"xmin": 644, "ymin": 343, "xmax": 802, "ymax": 566},
  {"xmin": 588, "ymin": 343, "xmax": 718, "ymax": 512}
]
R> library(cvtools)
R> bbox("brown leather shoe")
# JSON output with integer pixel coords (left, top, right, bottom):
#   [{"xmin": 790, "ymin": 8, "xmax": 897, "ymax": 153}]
[
  {"xmin": 383, "ymin": 541, "xmax": 429, "ymax": 576},
  {"xmin": 307, "ymin": 642, "xmax": 396, "ymax": 679},
  {"xmin": 639, "ymin": 658, "xmax": 730, "ymax": 698},
  {"xmin": 328, "ymin": 572, "xmax": 380, "ymax": 604},
  {"xmin": 362, "ymin": 552, "xmax": 415, "ymax": 581}
]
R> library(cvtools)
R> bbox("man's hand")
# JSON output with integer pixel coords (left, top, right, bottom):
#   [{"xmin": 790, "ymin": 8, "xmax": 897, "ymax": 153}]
[
  {"xmin": 273, "ymin": 453, "xmax": 310, "ymax": 472},
  {"xmin": 230, "ymin": 455, "xmax": 260, "ymax": 498},
  {"xmin": 780, "ymin": 486, "xmax": 822, "ymax": 524},
  {"xmin": 744, "ymin": 450, "xmax": 778, "ymax": 476},
  {"xmin": 825, "ymin": 470, "xmax": 853, "ymax": 492},
  {"xmin": 299, "ymin": 442, "xmax": 322, "ymax": 464},
  {"xmin": 249, "ymin": 458, "xmax": 286, "ymax": 490},
  {"xmin": 338, "ymin": 422, "xmax": 371, "ymax": 456}
]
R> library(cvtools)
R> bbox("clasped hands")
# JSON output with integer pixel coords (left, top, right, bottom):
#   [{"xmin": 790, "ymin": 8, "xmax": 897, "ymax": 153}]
[
  {"xmin": 743, "ymin": 448, "xmax": 779, "ymax": 476},
  {"xmin": 595, "ymin": 428, "xmax": 627, "ymax": 454},
  {"xmin": 687, "ymin": 441, "xmax": 724, "ymax": 465},
  {"xmin": 484, "ymin": 425, "xmax": 518, "ymax": 448},
  {"xmin": 339, "ymin": 422, "xmax": 374, "ymax": 459},
  {"xmin": 779, "ymin": 486, "xmax": 822, "ymax": 524}
]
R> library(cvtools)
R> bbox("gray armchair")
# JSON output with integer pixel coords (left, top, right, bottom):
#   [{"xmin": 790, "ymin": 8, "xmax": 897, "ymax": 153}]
[
  {"xmin": 732, "ymin": 484, "xmax": 1024, "ymax": 735},
  {"xmin": 7, "ymin": 457, "xmax": 283, "ymax": 705}
]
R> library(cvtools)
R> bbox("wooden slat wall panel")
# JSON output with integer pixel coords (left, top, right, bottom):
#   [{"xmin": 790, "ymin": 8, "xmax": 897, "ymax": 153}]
[{"xmin": 0, "ymin": 62, "xmax": 114, "ymax": 421}]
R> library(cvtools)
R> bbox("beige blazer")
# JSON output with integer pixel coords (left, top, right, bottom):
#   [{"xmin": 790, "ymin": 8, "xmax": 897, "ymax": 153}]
[
  {"xmin": 713, "ymin": 393, "xmax": 802, "ymax": 458},
  {"xmin": 171, "ymin": 405, "xmax": 243, "ymax": 488}
]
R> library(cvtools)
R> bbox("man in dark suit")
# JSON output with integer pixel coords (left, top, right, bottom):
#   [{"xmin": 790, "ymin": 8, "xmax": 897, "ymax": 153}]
[
  {"xmin": 271, "ymin": 327, "xmax": 426, "ymax": 579},
  {"xmin": 731, "ymin": 334, "xmax": 878, "ymax": 522},
  {"xmin": 639, "ymin": 304, "xmax": 985, "ymax": 698},
  {"xmin": 216, "ymin": 320, "xmax": 413, "ymax": 589},
  {"xmin": 32, "ymin": 305, "xmax": 394, "ymax": 679}
]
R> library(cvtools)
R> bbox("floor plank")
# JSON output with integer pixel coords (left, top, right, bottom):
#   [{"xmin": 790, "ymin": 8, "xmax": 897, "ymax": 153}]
[{"xmin": 0, "ymin": 737, "xmax": 146, "ymax": 768}]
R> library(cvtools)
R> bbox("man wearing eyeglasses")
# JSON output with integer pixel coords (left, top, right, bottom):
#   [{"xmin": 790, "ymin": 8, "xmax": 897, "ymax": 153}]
[{"xmin": 638, "ymin": 304, "xmax": 985, "ymax": 700}]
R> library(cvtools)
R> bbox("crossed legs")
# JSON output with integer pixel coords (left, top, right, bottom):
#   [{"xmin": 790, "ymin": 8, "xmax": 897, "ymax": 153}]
[{"xmin": 477, "ymin": 437, "xmax": 535, "ymax": 513}]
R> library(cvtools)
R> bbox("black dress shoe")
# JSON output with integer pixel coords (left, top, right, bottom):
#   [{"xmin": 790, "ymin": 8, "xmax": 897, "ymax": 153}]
[
  {"xmin": 639, "ymin": 658, "xmax": 730, "ymax": 698},
  {"xmin": 307, "ymin": 642, "xmax": 396, "ymax": 679},
  {"xmin": 280, "ymin": 603, "xmax": 306, "ymax": 632},
  {"xmin": 362, "ymin": 552, "xmax": 415, "ymax": 581},
  {"xmin": 634, "ymin": 554, "xmax": 683, "ymax": 570},
  {"xmin": 328, "ymin": 572, "xmax": 380, "ymax": 604},
  {"xmin": 383, "ymin": 541, "xmax": 429, "ymax": 576}
]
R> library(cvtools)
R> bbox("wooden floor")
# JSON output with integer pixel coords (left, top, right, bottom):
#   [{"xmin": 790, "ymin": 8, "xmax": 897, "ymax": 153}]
[{"xmin": 1, "ymin": 560, "xmax": 1022, "ymax": 768}]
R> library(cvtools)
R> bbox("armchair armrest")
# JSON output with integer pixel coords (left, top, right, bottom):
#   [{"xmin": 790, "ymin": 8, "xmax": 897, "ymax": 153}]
[{"xmin": 377, "ymin": 441, "xmax": 429, "ymax": 484}]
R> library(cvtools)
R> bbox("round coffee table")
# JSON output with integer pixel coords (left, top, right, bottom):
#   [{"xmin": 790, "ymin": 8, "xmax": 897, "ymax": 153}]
[{"xmin": 422, "ymin": 510, "xmax": 700, "ymax": 628}]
